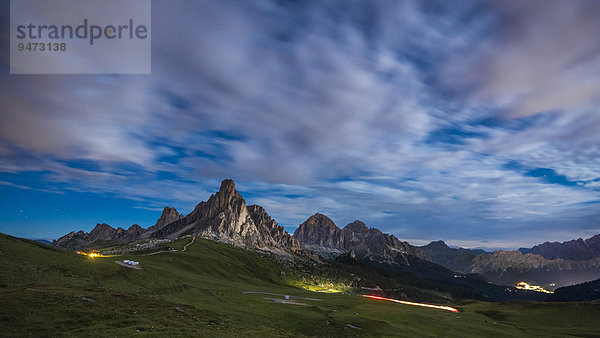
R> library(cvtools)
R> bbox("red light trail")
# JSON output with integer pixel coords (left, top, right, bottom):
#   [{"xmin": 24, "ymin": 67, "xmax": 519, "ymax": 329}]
[{"xmin": 362, "ymin": 295, "xmax": 459, "ymax": 313}]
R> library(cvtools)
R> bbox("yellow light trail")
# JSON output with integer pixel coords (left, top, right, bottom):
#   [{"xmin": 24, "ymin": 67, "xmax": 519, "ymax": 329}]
[{"xmin": 362, "ymin": 295, "xmax": 459, "ymax": 313}]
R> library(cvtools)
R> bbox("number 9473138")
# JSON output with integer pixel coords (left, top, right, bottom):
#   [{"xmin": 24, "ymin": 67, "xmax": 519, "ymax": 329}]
[{"xmin": 18, "ymin": 42, "xmax": 67, "ymax": 52}]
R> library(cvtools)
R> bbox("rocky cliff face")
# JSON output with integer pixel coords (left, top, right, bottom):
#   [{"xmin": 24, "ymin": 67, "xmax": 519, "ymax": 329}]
[
  {"xmin": 293, "ymin": 214, "xmax": 431, "ymax": 266},
  {"xmin": 146, "ymin": 179, "xmax": 302, "ymax": 252},
  {"xmin": 292, "ymin": 213, "xmax": 344, "ymax": 255},
  {"xmin": 341, "ymin": 220, "xmax": 432, "ymax": 264},
  {"xmin": 519, "ymin": 235, "xmax": 600, "ymax": 261},
  {"xmin": 126, "ymin": 224, "xmax": 145, "ymax": 237},
  {"xmin": 146, "ymin": 207, "xmax": 183, "ymax": 232},
  {"xmin": 247, "ymin": 205, "xmax": 302, "ymax": 251}
]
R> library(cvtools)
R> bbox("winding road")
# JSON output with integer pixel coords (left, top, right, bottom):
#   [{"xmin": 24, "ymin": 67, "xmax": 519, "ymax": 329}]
[
  {"xmin": 182, "ymin": 236, "xmax": 196, "ymax": 252},
  {"xmin": 142, "ymin": 236, "xmax": 196, "ymax": 256}
]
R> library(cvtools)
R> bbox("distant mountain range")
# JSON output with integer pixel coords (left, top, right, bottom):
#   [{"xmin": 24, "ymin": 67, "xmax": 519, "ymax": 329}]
[
  {"xmin": 30, "ymin": 239, "xmax": 53, "ymax": 246},
  {"xmin": 420, "ymin": 238, "xmax": 600, "ymax": 288},
  {"xmin": 53, "ymin": 178, "xmax": 600, "ymax": 291},
  {"xmin": 519, "ymin": 235, "xmax": 600, "ymax": 260},
  {"xmin": 54, "ymin": 223, "xmax": 145, "ymax": 250}
]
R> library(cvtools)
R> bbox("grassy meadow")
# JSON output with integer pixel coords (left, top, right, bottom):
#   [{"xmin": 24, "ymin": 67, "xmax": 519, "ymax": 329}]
[{"xmin": 1, "ymin": 233, "xmax": 599, "ymax": 337}]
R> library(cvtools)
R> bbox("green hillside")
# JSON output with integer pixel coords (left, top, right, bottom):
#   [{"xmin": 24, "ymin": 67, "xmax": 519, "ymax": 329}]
[{"xmin": 1, "ymin": 233, "xmax": 600, "ymax": 337}]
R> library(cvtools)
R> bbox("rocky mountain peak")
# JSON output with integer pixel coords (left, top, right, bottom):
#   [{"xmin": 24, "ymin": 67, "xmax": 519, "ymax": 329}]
[
  {"xmin": 207, "ymin": 179, "xmax": 245, "ymax": 213},
  {"xmin": 140, "ymin": 206, "xmax": 184, "ymax": 239},
  {"xmin": 425, "ymin": 240, "xmax": 449, "ymax": 249},
  {"xmin": 89, "ymin": 223, "xmax": 116, "ymax": 240},
  {"xmin": 91, "ymin": 222, "xmax": 113, "ymax": 230},
  {"xmin": 218, "ymin": 179, "xmax": 241, "ymax": 200},
  {"xmin": 307, "ymin": 213, "xmax": 337, "ymax": 229},
  {"xmin": 127, "ymin": 224, "xmax": 145, "ymax": 236},
  {"xmin": 344, "ymin": 220, "xmax": 368, "ymax": 233},
  {"xmin": 293, "ymin": 213, "xmax": 344, "ymax": 251},
  {"xmin": 156, "ymin": 207, "xmax": 183, "ymax": 227},
  {"xmin": 219, "ymin": 179, "xmax": 236, "ymax": 194},
  {"xmin": 149, "ymin": 179, "xmax": 300, "ymax": 251},
  {"xmin": 162, "ymin": 206, "xmax": 180, "ymax": 217}
]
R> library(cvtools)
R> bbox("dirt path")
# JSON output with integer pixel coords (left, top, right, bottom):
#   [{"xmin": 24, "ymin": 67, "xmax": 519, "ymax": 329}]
[
  {"xmin": 182, "ymin": 236, "xmax": 196, "ymax": 252},
  {"xmin": 263, "ymin": 297, "xmax": 307, "ymax": 306},
  {"xmin": 241, "ymin": 291, "xmax": 322, "ymax": 301},
  {"xmin": 142, "ymin": 236, "xmax": 195, "ymax": 256},
  {"xmin": 142, "ymin": 249, "xmax": 173, "ymax": 256}
]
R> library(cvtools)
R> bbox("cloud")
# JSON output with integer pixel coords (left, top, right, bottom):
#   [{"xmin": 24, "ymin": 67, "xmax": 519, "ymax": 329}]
[{"xmin": 444, "ymin": 0, "xmax": 600, "ymax": 117}]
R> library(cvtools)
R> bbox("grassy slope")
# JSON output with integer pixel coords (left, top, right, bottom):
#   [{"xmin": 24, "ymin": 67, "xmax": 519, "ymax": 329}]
[{"xmin": 1, "ymin": 233, "xmax": 600, "ymax": 337}]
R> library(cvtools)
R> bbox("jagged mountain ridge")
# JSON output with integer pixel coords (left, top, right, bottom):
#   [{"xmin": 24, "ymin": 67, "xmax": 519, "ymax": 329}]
[
  {"xmin": 293, "ymin": 213, "xmax": 431, "ymax": 266},
  {"xmin": 519, "ymin": 234, "xmax": 600, "ymax": 261},
  {"xmin": 54, "ymin": 179, "xmax": 300, "ymax": 252}
]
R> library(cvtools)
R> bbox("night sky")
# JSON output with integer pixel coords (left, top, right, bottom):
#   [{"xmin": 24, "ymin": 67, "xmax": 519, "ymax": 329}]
[{"xmin": 1, "ymin": 0, "xmax": 600, "ymax": 250}]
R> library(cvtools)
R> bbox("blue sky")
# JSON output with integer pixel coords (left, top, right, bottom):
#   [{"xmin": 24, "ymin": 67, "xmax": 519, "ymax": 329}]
[{"xmin": 1, "ymin": 0, "xmax": 600, "ymax": 249}]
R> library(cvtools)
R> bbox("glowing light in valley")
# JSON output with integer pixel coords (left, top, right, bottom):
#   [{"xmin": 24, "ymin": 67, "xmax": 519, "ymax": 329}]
[
  {"xmin": 362, "ymin": 295, "xmax": 459, "ymax": 313},
  {"xmin": 515, "ymin": 282, "xmax": 553, "ymax": 294},
  {"xmin": 76, "ymin": 251, "xmax": 105, "ymax": 258}
]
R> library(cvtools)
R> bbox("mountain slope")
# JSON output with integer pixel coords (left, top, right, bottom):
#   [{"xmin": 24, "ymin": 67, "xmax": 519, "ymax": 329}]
[
  {"xmin": 549, "ymin": 277, "xmax": 600, "ymax": 301},
  {"xmin": 420, "ymin": 240, "xmax": 488, "ymax": 273}
]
